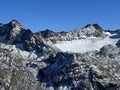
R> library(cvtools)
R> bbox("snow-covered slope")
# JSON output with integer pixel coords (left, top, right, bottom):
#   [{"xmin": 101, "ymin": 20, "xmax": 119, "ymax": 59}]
[{"xmin": 55, "ymin": 33, "xmax": 119, "ymax": 53}]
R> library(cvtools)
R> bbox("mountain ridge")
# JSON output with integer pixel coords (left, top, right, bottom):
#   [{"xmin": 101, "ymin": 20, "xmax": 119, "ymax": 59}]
[{"xmin": 0, "ymin": 20, "xmax": 120, "ymax": 90}]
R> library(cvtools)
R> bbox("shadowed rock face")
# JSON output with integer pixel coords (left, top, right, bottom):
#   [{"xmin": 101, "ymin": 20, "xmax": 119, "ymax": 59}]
[
  {"xmin": 0, "ymin": 20, "xmax": 54, "ymax": 53},
  {"xmin": 116, "ymin": 40, "xmax": 120, "ymax": 47},
  {"xmin": 0, "ymin": 20, "xmax": 120, "ymax": 90}
]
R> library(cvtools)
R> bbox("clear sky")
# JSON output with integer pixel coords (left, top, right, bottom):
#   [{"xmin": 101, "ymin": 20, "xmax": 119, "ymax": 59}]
[{"xmin": 0, "ymin": 0, "xmax": 120, "ymax": 32}]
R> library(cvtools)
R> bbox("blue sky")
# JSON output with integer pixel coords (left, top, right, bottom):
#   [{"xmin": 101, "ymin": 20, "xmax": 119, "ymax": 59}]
[{"xmin": 0, "ymin": 0, "xmax": 120, "ymax": 32}]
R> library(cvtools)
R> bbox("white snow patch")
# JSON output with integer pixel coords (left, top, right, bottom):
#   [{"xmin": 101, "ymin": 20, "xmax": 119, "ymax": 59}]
[
  {"xmin": 104, "ymin": 32, "xmax": 111, "ymax": 36},
  {"xmin": 55, "ymin": 35, "xmax": 119, "ymax": 53}
]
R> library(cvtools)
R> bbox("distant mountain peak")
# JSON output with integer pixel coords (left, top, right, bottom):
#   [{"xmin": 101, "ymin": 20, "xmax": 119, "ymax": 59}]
[
  {"xmin": 8, "ymin": 19, "xmax": 26, "ymax": 29},
  {"xmin": 84, "ymin": 24, "xmax": 92, "ymax": 28},
  {"xmin": 10, "ymin": 19, "xmax": 20, "ymax": 24},
  {"xmin": 92, "ymin": 23, "xmax": 103, "ymax": 30},
  {"xmin": 84, "ymin": 23, "xmax": 102, "ymax": 30},
  {"xmin": 82, "ymin": 23, "xmax": 104, "ymax": 36}
]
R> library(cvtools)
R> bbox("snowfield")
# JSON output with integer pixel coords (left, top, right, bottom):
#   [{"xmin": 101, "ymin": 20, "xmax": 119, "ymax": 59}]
[{"xmin": 55, "ymin": 34, "xmax": 119, "ymax": 53}]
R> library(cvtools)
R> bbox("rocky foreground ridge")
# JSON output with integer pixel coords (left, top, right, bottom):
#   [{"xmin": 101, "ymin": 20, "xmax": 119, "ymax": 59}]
[{"xmin": 0, "ymin": 20, "xmax": 120, "ymax": 90}]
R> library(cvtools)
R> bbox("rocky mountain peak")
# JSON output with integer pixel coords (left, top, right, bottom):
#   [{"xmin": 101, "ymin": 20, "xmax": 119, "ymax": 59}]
[
  {"xmin": 37, "ymin": 29, "xmax": 56, "ymax": 38},
  {"xmin": 84, "ymin": 24, "xmax": 92, "ymax": 28},
  {"xmin": 84, "ymin": 23, "xmax": 103, "ymax": 31},
  {"xmin": 8, "ymin": 19, "xmax": 25, "ymax": 30},
  {"xmin": 9, "ymin": 19, "xmax": 20, "ymax": 24},
  {"xmin": 0, "ymin": 20, "xmax": 29, "ymax": 44},
  {"xmin": 0, "ymin": 19, "xmax": 26, "ymax": 36},
  {"xmin": 80, "ymin": 23, "xmax": 104, "ymax": 38},
  {"xmin": 92, "ymin": 23, "xmax": 103, "ymax": 30}
]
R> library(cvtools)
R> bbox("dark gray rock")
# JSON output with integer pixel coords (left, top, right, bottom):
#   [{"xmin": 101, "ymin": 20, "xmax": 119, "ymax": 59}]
[{"xmin": 116, "ymin": 40, "xmax": 120, "ymax": 47}]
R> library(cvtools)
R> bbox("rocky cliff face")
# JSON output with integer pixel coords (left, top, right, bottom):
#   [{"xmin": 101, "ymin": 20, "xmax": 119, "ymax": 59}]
[
  {"xmin": 0, "ymin": 20, "xmax": 120, "ymax": 90},
  {"xmin": 0, "ymin": 20, "xmax": 55, "ymax": 53}
]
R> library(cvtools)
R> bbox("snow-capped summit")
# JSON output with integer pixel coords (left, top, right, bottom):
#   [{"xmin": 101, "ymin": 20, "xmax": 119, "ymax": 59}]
[
  {"xmin": 0, "ymin": 20, "xmax": 29, "ymax": 43},
  {"xmin": 72, "ymin": 23, "xmax": 105, "ymax": 38},
  {"xmin": 0, "ymin": 19, "xmax": 26, "ymax": 33},
  {"xmin": 0, "ymin": 19, "xmax": 26, "ymax": 37}
]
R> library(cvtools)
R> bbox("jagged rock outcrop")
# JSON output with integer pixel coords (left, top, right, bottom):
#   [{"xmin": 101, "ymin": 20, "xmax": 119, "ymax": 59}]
[
  {"xmin": 0, "ymin": 20, "xmax": 55, "ymax": 53},
  {"xmin": 35, "ymin": 24, "xmax": 106, "ymax": 44},
  {"xmin": 116, "ymin": 40, "xmax": 120, "ymax": 47}
]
